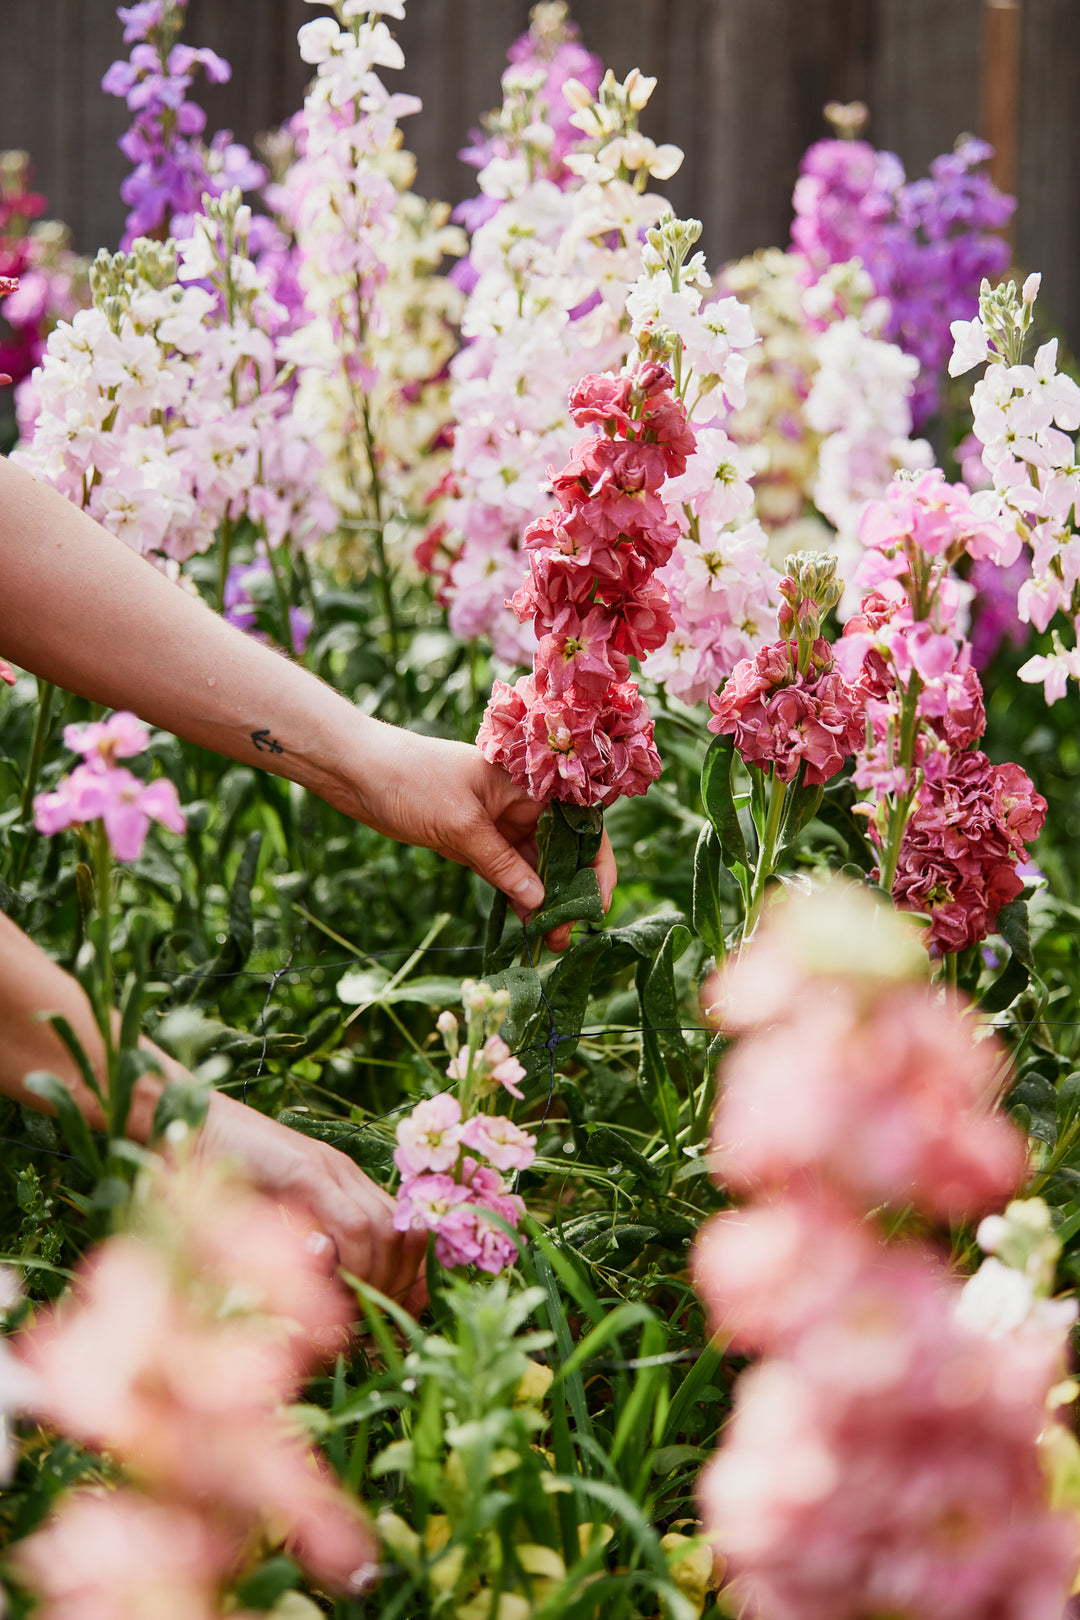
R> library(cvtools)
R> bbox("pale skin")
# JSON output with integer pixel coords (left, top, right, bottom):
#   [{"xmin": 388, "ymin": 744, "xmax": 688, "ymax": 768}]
[{"xmin": 0, "ymin": 455, "xmax": 617, "ymax": 1306}]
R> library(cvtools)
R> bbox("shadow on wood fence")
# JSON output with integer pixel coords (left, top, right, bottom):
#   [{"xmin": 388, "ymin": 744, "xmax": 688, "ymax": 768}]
[{"xmin": 0, "ymin": 0, "xmax": 1077, "ymax": 343}]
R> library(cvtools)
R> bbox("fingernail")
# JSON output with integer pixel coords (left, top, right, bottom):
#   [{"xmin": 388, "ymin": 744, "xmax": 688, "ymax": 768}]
[{"xmin": 519, "ymin": 879, "xmax": 545, "ymax": 910}]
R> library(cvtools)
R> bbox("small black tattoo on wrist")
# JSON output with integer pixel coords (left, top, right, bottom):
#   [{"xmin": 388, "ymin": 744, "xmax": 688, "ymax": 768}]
[{"xmin": 251, "ymin": 728, "xmax": 284, "ymax": 755}]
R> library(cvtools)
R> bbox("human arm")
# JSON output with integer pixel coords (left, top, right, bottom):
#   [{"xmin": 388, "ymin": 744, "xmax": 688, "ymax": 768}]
[
  {"xmin": 0, "ymin": 456, "xmax": 616, "ymax": 938},
  {"xmin": 0, "ymin": 908, "xmax": 426, "ymax": 1305}
]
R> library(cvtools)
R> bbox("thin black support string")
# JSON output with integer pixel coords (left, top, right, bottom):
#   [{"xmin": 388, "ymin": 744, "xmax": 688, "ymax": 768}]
[
  {"xmin": 0, "ymin": 1136, "xmax": 73, "ymax": 1161},
  {"xmin": 520, "ymin": 926, "xmax": 565, "ymax": 1131},
  {"xmin": 246, "ymin": 934, "xmax": 302, "ymax": 1102}
]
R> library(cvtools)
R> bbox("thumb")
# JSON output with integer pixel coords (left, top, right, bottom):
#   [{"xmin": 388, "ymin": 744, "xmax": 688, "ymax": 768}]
[{"xmin": 460, "ymin": 820, "xmax": 545, "ymax": 915}]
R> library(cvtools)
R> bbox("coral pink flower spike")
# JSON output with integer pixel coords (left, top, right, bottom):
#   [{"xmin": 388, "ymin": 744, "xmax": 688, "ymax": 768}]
[{"xmin": 478, "ymin": 364, "xmax": 689, "ymax": 808}]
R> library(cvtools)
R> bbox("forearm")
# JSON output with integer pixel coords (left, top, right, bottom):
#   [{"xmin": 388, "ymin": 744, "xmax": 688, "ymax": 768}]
[
  {"xmin": 0, "ymin": 457, "xmax": 373, "ymax": 820},
  {"xmin": 0, "ymin": 911, "xmax": 162, "ymax": 1141}
]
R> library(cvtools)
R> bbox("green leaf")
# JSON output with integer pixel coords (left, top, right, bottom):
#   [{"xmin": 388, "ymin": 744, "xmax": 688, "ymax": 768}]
[
  {"xmin": 610, "ymin": 1316, "xmax": 668, "ymax": 1478},
  {"xmin": 780, "ymin": 777, "xmax": 824, "ymax": 847},
  {"xmin": 531, "ymin": 868, "xmax": 604, "ymax": 937},
  {"xmin": 484, "ymin": 869, "xmax": 605, "ymax": 976},
  {"xmin": 650, "ymin": 1444, "xmax": 708, "ymax": 1475},
  {"xmin": 537, "ymin": 801, "xmax": 604, "ymax": 901},
  {"xmin": 661, "ymin": 1343, "xmax": 725, "ymax": 1446},
  {"xmin": 170, "ymin": 830, "xmax": 262, "ymax": 1002},
  {"xmin": 24, "ymin": 1072, "xmax": 102, "ymax": 1178},
  {"xmin": 481, "ymin": 965, "xmax": 542, "ymax": 1049},
  {"xmin": 531, "ymin": 1242, "xmax": 596, "ymax": 1472},
  {"xmin": 979, "ymin": 951, "xmax": 1029, "ymax": 1013},
  {"xmin": 582, "ymin": 1124, "xmax": 662, "ymax": 1187},
  {"xmin": 44, "ymin": 1014, "xmax": 106, "ymax": 1112},
  {"xmin": 700, "ymin": 733, "xmax": 748, "ymax": 871},
  {"xmin": 692, "ymin": 822, "xmax": 724, "ymax": 955},
  {"xmin": 580, "ymin": 1223, "xmax": 661, "ymax": 1263},
  {"xmin": 997, "ymin": 897, "xmax": 1035, "ymax": 971},
  {"xmin": 109, "ymin": 1046, "xmax": 146, "ymax": 1143},
  {"xmin": 604, "ymin": 912, "xmax": 686, "ymax": 973},
  {"xmin": 0, "ymin": 873, "xmax": 26, "ymax": 918},
  {"xmin": 637, "ymin": 924, "xmax": 694, "ymax": 1154},
  {"xmin": 276, "ymin": 1112, "xmax": 394, "ymax": 1171}
]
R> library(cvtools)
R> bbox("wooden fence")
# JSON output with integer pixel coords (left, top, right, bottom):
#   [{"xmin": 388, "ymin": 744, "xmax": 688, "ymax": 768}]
[{"xmin": 1, "ymin": 0, "xmax": 1078, "ymax": 343}]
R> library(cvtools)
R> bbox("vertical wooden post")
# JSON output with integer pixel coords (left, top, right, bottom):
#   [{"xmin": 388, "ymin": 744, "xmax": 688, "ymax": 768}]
[{"xmin": 979, "ymin": 0, "xmax": 1021, "ymax": 237}]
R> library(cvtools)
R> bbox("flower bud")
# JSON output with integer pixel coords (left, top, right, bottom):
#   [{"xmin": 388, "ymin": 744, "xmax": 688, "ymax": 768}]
[
  {"xmin": 625, "ymin": 69, "xmax": 657, "ymax": 110},
  {"xmin": 1022, "ymin": 272, "xmax": 1041, "ymax": 305},
  {"xmin": 436, "ymin": 1009, "xmax": 459, "ymax": 1057},
  {"xmin": 461, "ymin": 978, "xmax": 488, "ymax": 1014},
  {"xmin": 523, "ymin": 121, "xmax": 555, "ymax": 152}
]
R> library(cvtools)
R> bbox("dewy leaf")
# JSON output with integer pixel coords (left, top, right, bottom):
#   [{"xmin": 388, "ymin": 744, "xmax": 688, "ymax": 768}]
[
  {"xmin": 529, "ymin": 868, "xmax": 604, "ymax": 939},
  {"xmin": 480, "ymin": 965, "xmax": 542, "ymax": 1048},
  {"xmin": 700, "ymin": 734, "xmax": 749, "ymax": 871},
  {"xmin": 537, "ymin": 801, "xmax": 604, "ymax": 903}
]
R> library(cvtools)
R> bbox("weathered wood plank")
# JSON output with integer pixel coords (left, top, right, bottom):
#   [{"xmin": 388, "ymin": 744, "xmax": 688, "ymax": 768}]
[
  {"xmin": 1017, "ymin": 0, "xmax": 1080, "ymax": 342},
  {"xmin": 870, "ymin": 0, "xmax": 983, "ymax": 172},
  {"xmin": 0, "ymin": 0, "xmax": 1074, "ymax": 347}
]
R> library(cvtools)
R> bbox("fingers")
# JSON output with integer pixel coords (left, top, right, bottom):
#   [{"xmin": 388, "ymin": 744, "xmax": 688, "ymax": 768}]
[
  {"xmin": 452, "ymin": 813, "xmax": 546, "ymax": 914},
  {"xmin": 594, "ymin": 827, "xmax": 617, "ymax": 910}
]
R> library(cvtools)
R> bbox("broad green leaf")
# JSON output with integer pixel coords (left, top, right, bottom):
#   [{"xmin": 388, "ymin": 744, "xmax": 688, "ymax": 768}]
[
  {"xmin": 480, "ymin": 965, "xmax": 542, "ymax": 1048},
  {"xmin": 997, "ymin": 897, "xmax": 1036, "ymax": 971},
  {"xmin": 979, "ymin": 952, "xmax": 1029, "ymax": 1013},
  {"xmin": 700, "ymin": 733, "xmax": 748, "ymax": 870},
  {"xmin": 692, "ymin": 822, "xmax": 724, "ymax": 954},
  {"xmin": 781, "ymin": 777, "xmax": 824, "ymax": 846}
]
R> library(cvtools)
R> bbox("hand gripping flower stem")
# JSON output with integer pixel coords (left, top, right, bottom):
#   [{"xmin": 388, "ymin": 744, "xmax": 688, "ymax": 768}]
[{"xmin": 0, "ymin": 457, "xmax": 563, "ymax": 920}]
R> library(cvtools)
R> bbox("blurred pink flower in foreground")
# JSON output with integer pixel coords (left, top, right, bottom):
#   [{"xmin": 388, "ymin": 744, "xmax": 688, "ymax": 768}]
[
  {"xmin": 17, "ymin": 1163, "xmax": 375, "ymax": 1599},
  {"xmin": 709, "ymin": 979, "xmax": 1023, "ymax": 1222},
  {"xmin": 64, "ymin": 711, "xmax": 150, "ymax": 767},
  {"xmin": 34, "ymin": 763, "xmax": 186, "ymax": 861},
  {"xmin": 703, "ymin": 888, "xmax": 1024, "ymax": 1222},
  {"xmin": 10, "ymin": 1490, "xmax": 239, "ymax": 1620},
  {"xmin": 697, "ymin": 1251, "xmax": 1078, "ymax": 1620},
  {"xmin": 693, "ymin": 886, "xmax": 1077, "ymax": 1619}
]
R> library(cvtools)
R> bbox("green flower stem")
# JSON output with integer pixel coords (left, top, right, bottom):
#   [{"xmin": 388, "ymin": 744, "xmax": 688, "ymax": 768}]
[
  {"xmin": 18, "ymin": 678, "xmax": 55, "ymax": 826},
  {"xmin": 93, "ymin": 823, "xmax": 118, "ymax": 1129},
  {"xmin": 878, "ymin": 674, "xmax": 923, "ymax": 897},
  {"xmin": 746, "ymin": 769, "xmax": 787, "ymax": 935},
  {"xmin": 216, "ymin": 514, "xmax": 234, "ymax": 616},
  {"xmin": 266, "ymin": 541, "xmax": 296, "ymax": 658}
]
